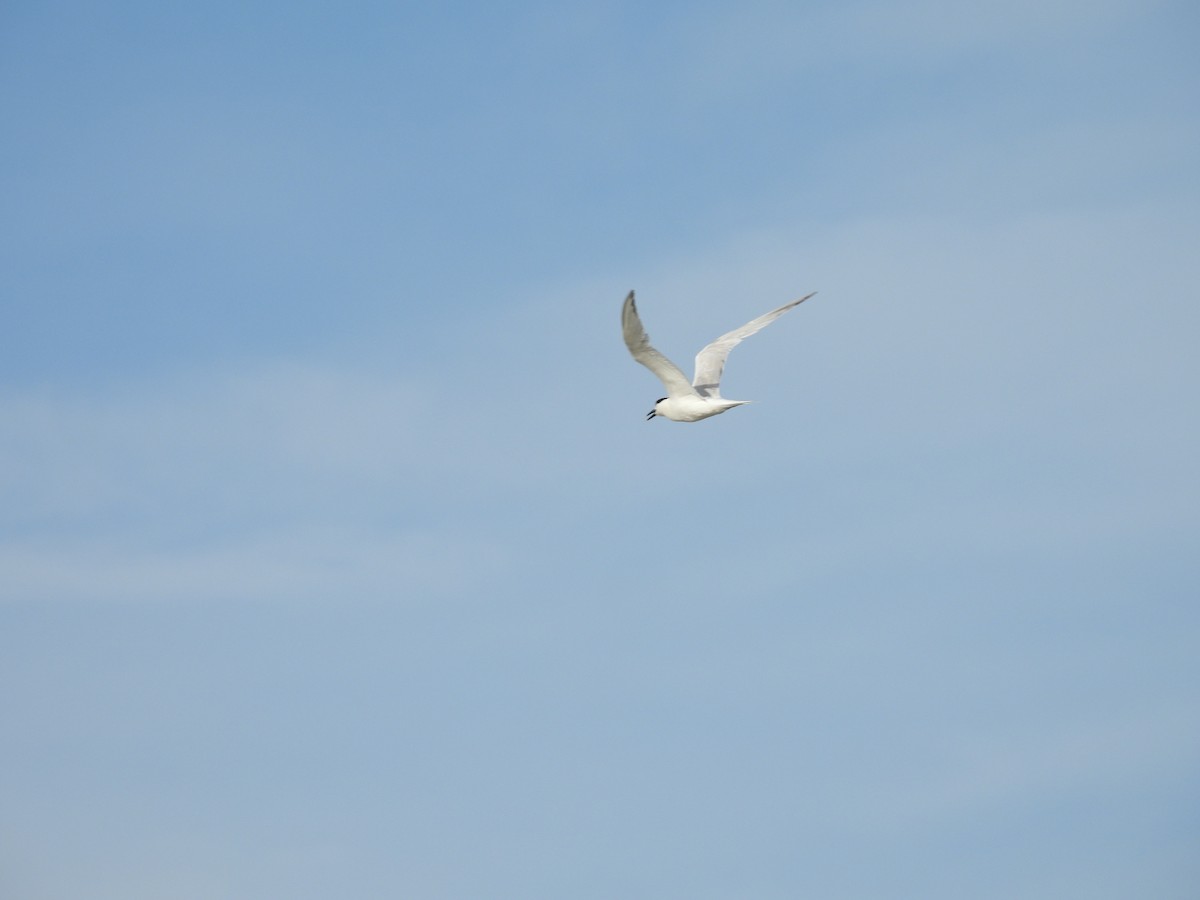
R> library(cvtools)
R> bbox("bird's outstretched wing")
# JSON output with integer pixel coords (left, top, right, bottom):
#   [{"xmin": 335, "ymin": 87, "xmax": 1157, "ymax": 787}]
[
  {"xmin": 622, "ymin": 292, "xmax": 699, "ymax": 399},
  {"xmin": 692, "ymin": 292, "xmax": 817, "ymax": 397}
]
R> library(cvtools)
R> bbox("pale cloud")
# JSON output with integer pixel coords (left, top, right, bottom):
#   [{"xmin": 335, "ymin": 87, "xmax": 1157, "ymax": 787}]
[
  {"xmin": 0, "ymin": 526, "xmax": 509, "ymax": 605},
  {"xmin": 674, "ymin": 0, "xmax": 1155, "ymax": 99},
  {"xmin": 832, "ymin": 697, "xmax": 1200, "ymax": 833},
  {"xmin": 0, "ymin": 363, "xmax": 511, "ymax": 605},
  {"xmin": 0, "ymin": 363, "xmax": 428, "ymax": 521}
]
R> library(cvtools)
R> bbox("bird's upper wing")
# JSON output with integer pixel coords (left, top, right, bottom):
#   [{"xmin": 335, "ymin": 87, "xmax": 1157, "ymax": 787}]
[
  {"xmin": 691, "ymin": 292, "xmax": 817, "ymax": 397},
  {"xmin": 622, "ymin": 291, "xmax": 698, "ymax": 399}
]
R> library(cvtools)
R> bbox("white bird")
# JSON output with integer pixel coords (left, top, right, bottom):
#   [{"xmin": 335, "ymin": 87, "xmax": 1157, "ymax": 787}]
[{"xmin": 621, "ymin": 290, "xmax": 817, "ymax": 422}]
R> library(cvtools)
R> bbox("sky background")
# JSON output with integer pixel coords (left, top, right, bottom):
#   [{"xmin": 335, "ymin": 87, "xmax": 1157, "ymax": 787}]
[{"xmin": 2, "ymin": 1, "xmax": 1199, "ymax": 897}]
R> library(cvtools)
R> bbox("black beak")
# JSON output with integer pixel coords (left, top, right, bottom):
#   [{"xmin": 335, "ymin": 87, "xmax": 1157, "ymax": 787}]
[{"xmin": 646, "ymin": 410, "xmax": 656, "ymax": 420}]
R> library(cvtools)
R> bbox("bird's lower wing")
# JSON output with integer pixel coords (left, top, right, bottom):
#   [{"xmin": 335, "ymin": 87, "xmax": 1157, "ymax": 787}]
[
  {"xmin": 622, "ymin": 292, "xmax": 699, "ymax": 399},
  {"xmin": 692, "ymin": 292, "xmax": 817, "ymax": 397}
]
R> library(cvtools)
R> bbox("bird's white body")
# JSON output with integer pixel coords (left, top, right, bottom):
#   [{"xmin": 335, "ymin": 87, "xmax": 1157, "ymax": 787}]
[
  {"xmin": 651, "ymin": 395, "xmax": 750, "ymax": 423},
  {"xmin": 621, "ymin": 290, "xmax": 817, "ymax": 422}
]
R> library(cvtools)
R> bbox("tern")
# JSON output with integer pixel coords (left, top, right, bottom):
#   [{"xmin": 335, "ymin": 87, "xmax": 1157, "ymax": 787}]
[{"xmin": 621, "ymin": 290, "xmax": 817, "ymax": 422}]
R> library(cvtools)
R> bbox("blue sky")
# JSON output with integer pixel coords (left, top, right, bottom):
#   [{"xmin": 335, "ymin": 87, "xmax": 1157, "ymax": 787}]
[{"xmin": 2, "ymin": 1, "xmax": 1198, "ymax": 897}]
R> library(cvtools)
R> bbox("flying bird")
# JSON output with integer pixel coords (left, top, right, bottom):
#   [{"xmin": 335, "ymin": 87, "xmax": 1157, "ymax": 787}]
[{"xmin": 621, "ymin": 290, "xmax": 817, "ymax": 422}]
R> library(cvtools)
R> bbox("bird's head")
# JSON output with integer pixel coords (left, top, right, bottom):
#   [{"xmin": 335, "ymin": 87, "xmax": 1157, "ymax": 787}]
[{"xmin": 647, "ymin": 397, "xmax": 667, "ymax": 420}]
